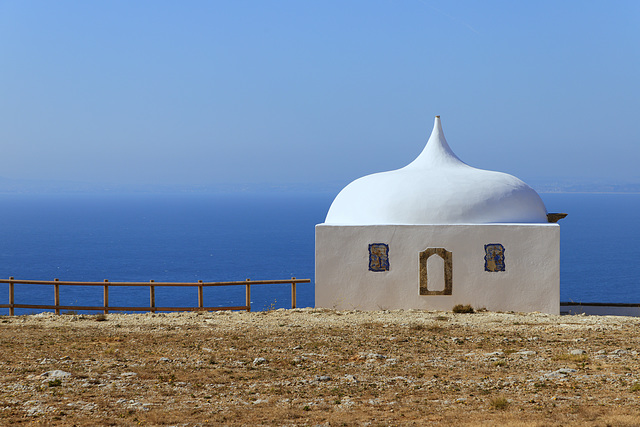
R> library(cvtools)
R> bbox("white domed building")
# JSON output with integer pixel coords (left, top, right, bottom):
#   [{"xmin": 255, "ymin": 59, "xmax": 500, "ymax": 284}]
[{"xmin": 315, "ymin": 116, "xmax": 562, "ymax": 314}]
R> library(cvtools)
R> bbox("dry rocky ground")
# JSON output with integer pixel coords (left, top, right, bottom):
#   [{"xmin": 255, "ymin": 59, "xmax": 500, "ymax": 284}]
[{"xmin": 1, "ymin": 308, "xmax": 640, "ymax": 426}]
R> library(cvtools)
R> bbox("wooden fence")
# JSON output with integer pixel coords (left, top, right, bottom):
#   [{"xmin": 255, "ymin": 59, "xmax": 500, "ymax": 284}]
[{"xmin": 0, "ymin": 277, "xmax": 310, "ymax": 315}]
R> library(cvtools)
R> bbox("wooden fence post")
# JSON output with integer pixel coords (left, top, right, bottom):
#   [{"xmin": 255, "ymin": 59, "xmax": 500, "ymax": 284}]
[
  {"xmin": 103, "ymin": 280, "xmax": 109, "ymax": 314},
  {"xmin": 54, "ymin": 278, "xmax": 60, "ymax": 315},
  {"xmin": 9, "ymin": 277, "xmax": 14, "ymax": 316},
  {"xmin": 198, "ymin": 280, "xmax": 203, "ymax": 309},
  {"xmin": 246, "ymin": 279, "xmax": 251, "ymax": 312},
  {"xmin": 150, "ymin": 280, "xmax": 155, "ymax": 313},
  {"xmin": 291, "ymin": 277, "xmax": 296, "ymax": 309}
]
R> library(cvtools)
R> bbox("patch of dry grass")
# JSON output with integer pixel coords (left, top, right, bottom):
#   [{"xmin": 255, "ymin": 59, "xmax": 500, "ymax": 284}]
[
  {"xmin": 1, "ymin": 309, "xmax": 640, "ymax": 425},
  {"xmin": 489, "ymin": 394, "xmax": 509, "ymax": 410},
  {"xmin": 452, "ymin": 304, "xmax": 475, "ymax": 314},
  {"xmin": 553, "ymin": 353, "xmax": 590, "ymax": 363}
]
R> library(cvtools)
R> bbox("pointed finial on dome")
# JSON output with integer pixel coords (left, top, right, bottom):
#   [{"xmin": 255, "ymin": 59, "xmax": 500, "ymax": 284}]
[{"xmin": 405, "ymin": 115, "xmax": 465, "ymax": 169}]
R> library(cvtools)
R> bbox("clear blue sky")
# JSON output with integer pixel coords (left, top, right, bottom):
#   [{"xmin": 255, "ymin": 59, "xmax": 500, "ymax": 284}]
[{"xmin": 1, "ymin": 1, "xmax": 639, "ymax": 192}]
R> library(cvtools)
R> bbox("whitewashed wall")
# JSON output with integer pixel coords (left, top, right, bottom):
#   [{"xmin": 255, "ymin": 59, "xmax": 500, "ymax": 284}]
[{"xmin": 315, "ymin": 224, "xmax": 560, "ymax": 314}]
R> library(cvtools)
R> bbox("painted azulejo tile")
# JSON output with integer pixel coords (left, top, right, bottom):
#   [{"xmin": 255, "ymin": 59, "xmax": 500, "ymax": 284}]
[
  {"xmin": 369, "ymin": 243, "xmax": 389, "ymax": 272},
  {"xmin": 484, "ymin": 243, "xmax": 505, "ymax": 272}
]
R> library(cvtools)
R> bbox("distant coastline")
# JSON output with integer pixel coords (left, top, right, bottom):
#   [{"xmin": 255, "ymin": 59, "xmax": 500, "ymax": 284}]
[
  {"xmin": 2, "ymin": 176, "xmax": 640, "ymax": 195},
  {"xmin": 530, "ymin": 180, "xmax": 640, "ymax": 194},
  {"xmin": 0, "ymin": 177, "xmax": 340, "ymax": 195}
]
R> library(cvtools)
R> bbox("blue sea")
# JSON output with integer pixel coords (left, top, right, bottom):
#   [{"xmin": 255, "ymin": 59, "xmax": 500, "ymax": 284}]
[{"xmin": 0, "ymin": 192, "xmax": 638, "ymax": 314}]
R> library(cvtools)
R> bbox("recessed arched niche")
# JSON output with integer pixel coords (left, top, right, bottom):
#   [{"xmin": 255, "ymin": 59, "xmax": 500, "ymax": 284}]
[{"xmin": 419, "ymin": 248, "xmax": 452, "ymax": 295}]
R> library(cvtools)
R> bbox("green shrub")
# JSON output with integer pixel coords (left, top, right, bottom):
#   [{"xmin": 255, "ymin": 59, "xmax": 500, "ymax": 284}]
[{"xmin": 48, "ymin": 379, "xmax": 62, "ymax": 387}]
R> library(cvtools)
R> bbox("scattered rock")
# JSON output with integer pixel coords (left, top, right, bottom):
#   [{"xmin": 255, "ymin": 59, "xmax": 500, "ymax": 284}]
[
  {"xmin": 253, "ymin": 357, "xmax": 267, "ymax": 365},
  {"xmin": 40, "ymin": 370, "xmax": 72, "ymax": 379},
  {"xmin": 344, "ymin": 374, "xmax": 358, "ymax": 383},
  {"xmin": 25, "ymin": 404, "xmax": 48, "ymax": 417},
  {"xmin": 544, "ymin": 368, "xmax": 577, "ymax": 379},
  {"xmin": 365, "ymin": 353, "xmax": 386, "ymax": 361}
]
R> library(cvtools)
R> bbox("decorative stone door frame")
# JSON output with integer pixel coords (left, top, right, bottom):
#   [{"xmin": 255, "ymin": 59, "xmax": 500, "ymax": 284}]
[{"xmin": 419, "ymin": 248, "xmax": 452, "ymax": 295}]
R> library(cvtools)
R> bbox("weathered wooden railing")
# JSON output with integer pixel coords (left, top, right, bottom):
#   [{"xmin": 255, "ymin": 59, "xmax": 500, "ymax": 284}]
[{"xmin": 0, "ymin": 277, "xmax": 310, "ymax": 315}]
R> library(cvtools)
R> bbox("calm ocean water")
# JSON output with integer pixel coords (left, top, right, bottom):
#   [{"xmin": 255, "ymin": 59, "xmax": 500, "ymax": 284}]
[{"xmin": 0, "ymin": 192, "xmax": 638, "ymax": 314}]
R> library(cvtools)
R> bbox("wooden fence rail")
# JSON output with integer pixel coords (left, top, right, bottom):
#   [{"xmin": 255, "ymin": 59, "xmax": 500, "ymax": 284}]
[{"xmin": 0, "ymin": 277, "xmax": 310, "ymax": 315}]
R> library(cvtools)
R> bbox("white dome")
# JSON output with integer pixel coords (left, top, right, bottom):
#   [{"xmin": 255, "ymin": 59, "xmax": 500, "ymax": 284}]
[{"xmin": 325, "ymin": 116, "xmax": 548, "ymax": 225}]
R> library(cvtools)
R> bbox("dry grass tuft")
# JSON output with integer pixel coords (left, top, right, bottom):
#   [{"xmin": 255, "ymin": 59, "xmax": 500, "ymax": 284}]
[
  {"xmin": 553, "ymin": 353, "xmax": 589, "ymax": 363},
  {"xmin": 452, "ymin": 304, "xmax": 475, "ymax": 314},
  {"xmin": 489, "ymin": 395, "xmax": 509, "ymax": 410}
]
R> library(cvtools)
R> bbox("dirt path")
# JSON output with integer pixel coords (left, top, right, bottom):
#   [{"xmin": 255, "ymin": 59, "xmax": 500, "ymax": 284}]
[{"xmin": 1, "ymin": 308, "xmax": 640, "ymax": 426}]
